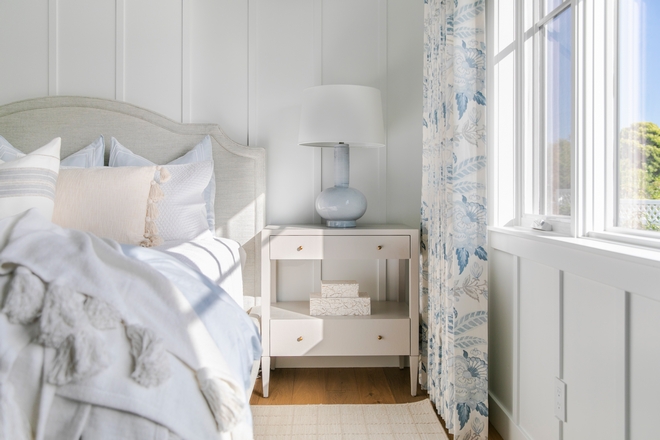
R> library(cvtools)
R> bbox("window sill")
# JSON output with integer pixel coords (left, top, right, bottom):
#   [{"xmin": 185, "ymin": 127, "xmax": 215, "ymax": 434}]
[{"xmin": 488, "ymin": 225, "xmax": 660, "ymax": 271}]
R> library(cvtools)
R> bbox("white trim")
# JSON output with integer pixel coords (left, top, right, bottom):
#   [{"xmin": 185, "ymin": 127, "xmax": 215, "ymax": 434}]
[
  {"xmin": 181, "ymin": 0, "xmax": 191, "ymax": 124},
  {"xmin": 115, "ymin": 0, "xmax": 125, "ymax": 101},
  {"xmin": 489, "ymin": 394, "xmax": 533, "ymax": 440},
  {"xmin": 48, "ymin": 0, "xmax": 58, "ymax": 96},
  {"xmin": 615, "ymin": 289, "xmax": 629, "ymax": 440},
  {"xmin": 312, "ymin": 0, "xmax": 323, "ymax": 224},
  {"xmin": 377, "ymin": 0, "xmax": 388, "ymax": 223},
  {"xmin": 486, "ymin": 0, "xmax": 495, "ymax": 228},
  {"xmin": 512, "ymin": 255, "xmax": 521, "ymax": 424},
  {"xmin": 489, "ymin": 227, "xmax": 660, "ymax": 302},
  {"xmin": 247, "ymin": 0, "xmax": 257, "ymax": 147}
]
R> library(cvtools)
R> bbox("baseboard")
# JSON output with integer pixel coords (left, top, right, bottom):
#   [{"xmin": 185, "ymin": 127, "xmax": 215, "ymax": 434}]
[
  {"xmin": 489, "ymin": 394, "xmax": 531, "ymax": 440},
  {"xmin": 271, "ymin": 356, "xmax": 406, "ymax": 368}
]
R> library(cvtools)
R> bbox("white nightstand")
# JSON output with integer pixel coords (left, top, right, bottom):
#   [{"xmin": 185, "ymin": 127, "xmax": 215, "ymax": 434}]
[{"xmin": 258, "ymin": 224, "xmax": 419, "ymax": 397}]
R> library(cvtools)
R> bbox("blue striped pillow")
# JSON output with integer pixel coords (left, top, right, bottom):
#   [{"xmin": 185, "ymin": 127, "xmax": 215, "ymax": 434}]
[{"xmin": 0, "ymin": 138, "xmax": 61, "ymax": 221}]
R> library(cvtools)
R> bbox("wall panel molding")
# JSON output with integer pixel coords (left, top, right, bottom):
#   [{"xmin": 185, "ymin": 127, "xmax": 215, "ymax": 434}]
[
  {"xmin": 247, "ymin": 0, "xmax": 257, "ymax": 147},
  {"xmin": 376, "ymin": 0, "xmax": 388, "ymax": 223},
  {"xmin": 49, "ymin": 0, "xmax": 58, "ymax": 95},
  {"xmin": 312, "ymin": 0, "xmax": 323, "ymax": 224},
  {"xmin": 181, "ymin": 0, "xmax": 191, "ymax": 123},
  {"xmin": 115, "ymin": 0, "xmax": 125, "ymax": 101}
]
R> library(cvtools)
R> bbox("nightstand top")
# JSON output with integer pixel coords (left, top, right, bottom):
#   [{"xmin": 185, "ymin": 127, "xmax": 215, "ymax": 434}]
[{"xmin": 263, "ymin": 224, "xmax": 418, "ymax": 236}]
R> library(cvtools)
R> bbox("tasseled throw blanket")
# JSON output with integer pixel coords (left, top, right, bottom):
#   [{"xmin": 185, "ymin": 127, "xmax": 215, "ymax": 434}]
[{"xmin": 0, "ymin": 210, "xmax": 247, "ymax": 439}]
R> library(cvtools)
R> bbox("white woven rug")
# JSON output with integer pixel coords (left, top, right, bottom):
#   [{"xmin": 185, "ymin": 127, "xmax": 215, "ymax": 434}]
[{"xmin": 251, "ymin": 399, "xmax": 449, "ymax": 440}]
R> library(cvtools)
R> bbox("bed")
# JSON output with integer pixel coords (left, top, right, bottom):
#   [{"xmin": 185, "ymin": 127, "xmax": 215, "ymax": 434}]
[{"xmin": 0, "ymin": 96, "xmax": 265, "ymax": 439}]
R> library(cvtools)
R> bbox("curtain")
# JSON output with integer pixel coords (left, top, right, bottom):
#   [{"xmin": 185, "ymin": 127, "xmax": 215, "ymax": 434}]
[{"xmin": 420, "ymin": 0, "xmax": 488, "ymax": 438}]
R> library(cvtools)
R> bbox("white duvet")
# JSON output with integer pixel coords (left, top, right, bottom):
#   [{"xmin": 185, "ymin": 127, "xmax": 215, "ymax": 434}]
[{"xmin": 0, "ymin": 209, "xmax": 260, "ymax": 440}]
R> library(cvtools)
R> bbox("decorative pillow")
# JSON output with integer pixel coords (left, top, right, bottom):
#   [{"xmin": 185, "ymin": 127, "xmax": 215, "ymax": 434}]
[
  {"xmin": 109, "ymin": 136, "xmax": 216, "ymax": 232},
  {"xmin": 154, "ymin": 161, "xmax": 213, "ymax": 241},
  {"xmin": 51, "ymin": 166, "xmax": 165, "ymax": 247},
  {"xmin": 0, "ymin": 135, "xmax": 104, "ymax": 167},
  {"xmin": 0, "ymin": 138, "xmax": 61, "ymax": 221}
]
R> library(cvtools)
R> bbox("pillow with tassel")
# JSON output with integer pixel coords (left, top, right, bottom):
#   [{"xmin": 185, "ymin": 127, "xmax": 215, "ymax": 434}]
[{"xmin": 52, "ymin": 166, "xmax": 167, "ymax": 247}]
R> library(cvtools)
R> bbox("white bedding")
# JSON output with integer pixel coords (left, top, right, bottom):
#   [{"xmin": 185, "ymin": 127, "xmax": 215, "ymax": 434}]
[
  {"xmin": 0, "ymin": 210, "xmax": 261, "ymax": 440},
  {"xmin": 154, "ymin": 231, "xmax": 245, "ymax": 309}
]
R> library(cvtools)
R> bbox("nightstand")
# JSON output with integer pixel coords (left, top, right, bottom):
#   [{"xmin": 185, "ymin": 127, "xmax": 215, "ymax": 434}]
[{"xmin": 258, "ymin": 224, "xmax": 419, "ymax": 397}]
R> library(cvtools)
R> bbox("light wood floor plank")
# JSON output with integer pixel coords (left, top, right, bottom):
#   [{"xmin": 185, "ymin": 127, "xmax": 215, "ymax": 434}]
[{"xmin": 355, "ymin": 367, "xmax": 396, "ymax": 404}]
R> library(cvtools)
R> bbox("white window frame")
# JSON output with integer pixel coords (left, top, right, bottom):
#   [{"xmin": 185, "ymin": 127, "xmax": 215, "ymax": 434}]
[
  {"xmin": 489, "ymin": 0, "xmax": 660, "ymax": 249},
  {"xmin": 518, "ymin": 0, "xmax": 575, "ymax": 235}
]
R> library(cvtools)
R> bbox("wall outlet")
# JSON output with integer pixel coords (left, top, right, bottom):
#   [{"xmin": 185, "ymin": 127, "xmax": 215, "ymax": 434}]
[{"xmin": 554, "ymin": 377, "xmax": 567, "ymax": 422}]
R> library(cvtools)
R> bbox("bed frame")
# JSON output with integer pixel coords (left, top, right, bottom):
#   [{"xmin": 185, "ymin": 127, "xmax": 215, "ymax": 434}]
[{"xmin": 0, "ymin": 96, "xmax": 265, "ymax": 308}]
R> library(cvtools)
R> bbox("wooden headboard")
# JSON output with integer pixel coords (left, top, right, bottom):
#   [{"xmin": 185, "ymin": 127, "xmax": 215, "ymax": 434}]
[{"xmin": 0, "ymin": 96, "xmax": 265, "ymax": 305}]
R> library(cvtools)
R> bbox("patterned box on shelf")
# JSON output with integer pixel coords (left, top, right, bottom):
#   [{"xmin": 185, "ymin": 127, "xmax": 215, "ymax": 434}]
[
  {"xmin": 310, "ymin": 292, "xmax": 371, "ymax": 316},
  {"xmin": 320, "ymin": 280, "xmax": 359, "ymax": 298}
]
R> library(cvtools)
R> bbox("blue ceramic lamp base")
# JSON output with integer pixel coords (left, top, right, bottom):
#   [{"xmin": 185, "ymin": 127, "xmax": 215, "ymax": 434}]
[{"xmin": 316, "ymin": 143, "xmax": 367, "ymax": 228}]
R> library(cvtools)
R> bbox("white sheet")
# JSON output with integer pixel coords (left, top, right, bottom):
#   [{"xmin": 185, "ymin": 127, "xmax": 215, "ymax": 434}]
[{"xmin": 155, "ymin": 231, "xmax": 245, "ymax": 309}]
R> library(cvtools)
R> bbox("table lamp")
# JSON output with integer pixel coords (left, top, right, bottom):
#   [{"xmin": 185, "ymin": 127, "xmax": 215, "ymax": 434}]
[{"xmin": 298, "ymin": 84, "xmax": 385, "ymax": 228}]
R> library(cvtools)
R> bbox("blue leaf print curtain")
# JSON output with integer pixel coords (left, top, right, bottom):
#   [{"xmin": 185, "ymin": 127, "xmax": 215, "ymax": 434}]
[{"xmin": 420, "ymin": 0, "xmax": 488, "ymax": 437}]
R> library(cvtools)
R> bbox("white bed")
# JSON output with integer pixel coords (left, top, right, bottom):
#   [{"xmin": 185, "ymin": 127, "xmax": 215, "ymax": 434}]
[{"xmin": 0, "ymin": 97, "xmax": 265, "ymax": 439}]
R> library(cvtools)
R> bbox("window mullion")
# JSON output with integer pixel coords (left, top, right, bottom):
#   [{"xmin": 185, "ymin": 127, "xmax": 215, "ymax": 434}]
[{"xmin": 572, "ymin": 0, "xmax": 581, "ymax": 238}]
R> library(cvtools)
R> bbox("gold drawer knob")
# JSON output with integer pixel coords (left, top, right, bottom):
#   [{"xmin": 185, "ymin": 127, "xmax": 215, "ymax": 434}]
[
  {"xmin": 297, "ymin": 246, "xmax": 303, "ymax": 251},
  {"xmin": 377, "ymin": 245, "xmax": 383, "ymax": 250},
  {"xmin": 377, "ymin": 335, "xmax": 383, "ymax": 340},
  {"xmin": 297, "ymin": 336, "xmax": 303, "ymax": 342}
]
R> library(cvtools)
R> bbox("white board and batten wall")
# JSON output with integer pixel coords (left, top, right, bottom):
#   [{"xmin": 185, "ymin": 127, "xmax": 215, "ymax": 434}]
[
  {"xmin": 0, "ymin": 0, "xmax": 423, "ymax": 367},
  {"xmin": 489, "ymin": 228, "xmax": 660, "ymax": 439}
]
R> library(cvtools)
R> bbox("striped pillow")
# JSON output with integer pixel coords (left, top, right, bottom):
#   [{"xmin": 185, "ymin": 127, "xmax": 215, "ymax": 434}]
[{"xmin": 0, "ymin": 138, "xmax": 61, "ymax": 221}]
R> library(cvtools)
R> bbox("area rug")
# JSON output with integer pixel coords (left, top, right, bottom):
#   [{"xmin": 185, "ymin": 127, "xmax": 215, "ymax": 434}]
[{"xmin": 251, "ymin": 399, "xmax": 449, "ymax": 440}]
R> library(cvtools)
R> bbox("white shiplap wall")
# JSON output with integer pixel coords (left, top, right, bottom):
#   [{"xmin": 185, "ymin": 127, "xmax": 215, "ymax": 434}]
[{"xmin": 0, "ymin": 0, "xmax": 423, "ymax": 366}]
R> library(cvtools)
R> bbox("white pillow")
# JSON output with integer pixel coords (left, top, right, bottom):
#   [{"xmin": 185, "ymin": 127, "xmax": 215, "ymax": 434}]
[
  {"xmin": 0, "ymin": 135, "xmax": 104, "ymax": 167},
  {"xmin": 52, "ymin": 166, "xmax": 164, "ymax": 247},
  {"xmin": 156, "ymin": 161, "xmax": 213, "ymax": 241},
  {"xmin": 0, "ymin": 138, "xmax": 61, "ymax": 221},
  {"xmin": 109, "ymin": 136, "xmax": 216, "ymax": 232}
]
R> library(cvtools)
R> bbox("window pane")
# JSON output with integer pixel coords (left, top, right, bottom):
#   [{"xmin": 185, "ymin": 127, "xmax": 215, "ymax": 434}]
[
  {"xmin": 545, "ymin": 8, "xmax": 572, "ymax": 216},
  {"xmin": 496, "ymin": 52, "xmax": 516, "ymax": 225},
  {"xmin": 523, "ymin": 37, "xmax": 536, "ymax": 213},
  {"xmin": 498, "ymin": 0, "xmax": 515, "ymax": 53},
  {"xmin": 545, "ymin": 0, "xmax": 564, "ymax": 15},
  {"xmin": 618, "ymin": 0, "xmax": 660, "ymax": 231}
]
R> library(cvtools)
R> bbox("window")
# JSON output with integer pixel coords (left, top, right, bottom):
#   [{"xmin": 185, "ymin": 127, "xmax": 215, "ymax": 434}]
[
  {"xmin": 527, "ymin": 2, "xmax": 573, "ymax": 221},
  {"xmin": 489, "ymin": 0, "xmax": 660, "ymax": 245},
  {"xmin": 616, "ymin": 0, "xmax": 660, "ymax": 233}
]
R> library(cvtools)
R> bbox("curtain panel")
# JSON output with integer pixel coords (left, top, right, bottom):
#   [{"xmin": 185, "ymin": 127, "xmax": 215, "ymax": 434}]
[{"xmin": 420, "ymin": 0, "xmax": 488, "ymax": 437}]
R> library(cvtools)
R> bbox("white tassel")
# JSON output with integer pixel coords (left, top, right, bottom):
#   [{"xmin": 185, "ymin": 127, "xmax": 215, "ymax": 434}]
[
  {"xmin": 126, "ymin": 324, "xmax": 171, "ymax": 387},
  {"xmin": 47, "ymin": 331, "xmax": 110, "ymax": 385},
  {"xmin": 1, "ymin": 266, "xmax": 45, "ymax": 325},
  {"xmin": 84, "ymin": 297, "xmax": 120, "ymax": 330},
  {"xmin": 39, "ymin": 284, "xmax": 84, "ymax": 348},
  {"xmin": 196, "ymin": 368, "xmax": 245, "ymax": 432},
  {"xmin": 0, "ymin": 381, "xmax": 32, "ymax": 440}
]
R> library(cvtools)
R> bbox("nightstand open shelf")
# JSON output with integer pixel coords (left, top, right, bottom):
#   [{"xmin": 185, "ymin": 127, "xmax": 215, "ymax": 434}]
[{"xmin": 259, "ymin": 225, "xmax": 419, "ymax": 398}]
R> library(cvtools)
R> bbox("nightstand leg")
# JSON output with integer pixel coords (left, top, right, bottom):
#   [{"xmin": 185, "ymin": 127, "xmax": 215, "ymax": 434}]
[
  {"xmin": 410, "ymin": 355, "xmax": 418, "ymax": 396},
  {"xmin": 262, "ymin": 356, "xmax": 270, "ymax": 398},
  {"xmin": 399, "ymin": 356, "xmax": 405, "ymax": 369}
]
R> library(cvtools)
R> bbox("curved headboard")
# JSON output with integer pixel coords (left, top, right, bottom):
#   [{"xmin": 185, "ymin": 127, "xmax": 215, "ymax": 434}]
[{"xmin": 0, "ymin": 96, "xmax": 265, "ymax": 304}]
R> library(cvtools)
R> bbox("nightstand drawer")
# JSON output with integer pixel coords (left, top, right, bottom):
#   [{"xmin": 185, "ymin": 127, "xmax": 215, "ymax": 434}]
[
  {"xmin": 269, "ymin": 235, "xmax": 410, "ymax": 260},
  {"xmin": 270, "ymin": 318, "xmax": 410, "ymax": 356},
  {"xmin": 270, "ymin": 236, "xmax": 325, "ymax": 259},
  {"xmin": 325, "ymin": 236, "xmax": 410, "ymax": 259}
]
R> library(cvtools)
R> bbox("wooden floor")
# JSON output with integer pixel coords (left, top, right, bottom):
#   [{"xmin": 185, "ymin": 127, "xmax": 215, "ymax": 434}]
[{"xmin": 250, "ymin": 367, "xmax": 503, "ymax": 440}]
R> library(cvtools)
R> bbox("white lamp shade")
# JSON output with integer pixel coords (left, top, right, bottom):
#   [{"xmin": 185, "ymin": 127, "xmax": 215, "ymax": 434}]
[{"xmin": 298, "ymin": 85, "xmax": 386, "ymax": 147}]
